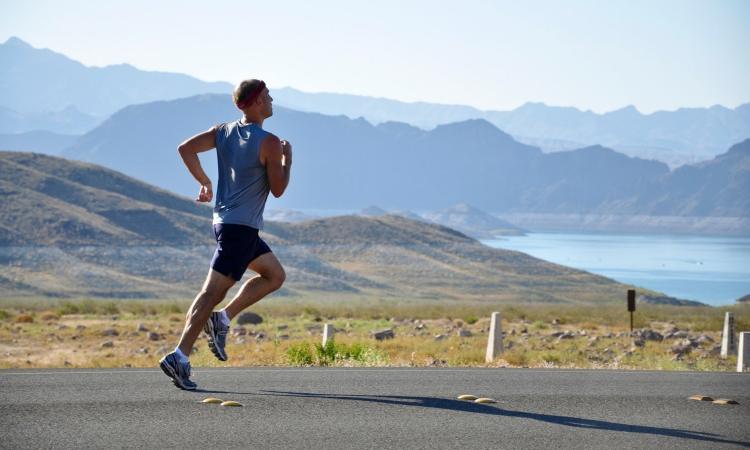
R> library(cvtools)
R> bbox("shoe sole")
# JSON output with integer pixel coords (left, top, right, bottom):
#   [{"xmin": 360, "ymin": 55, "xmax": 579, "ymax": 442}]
[
  {"xmin": 159, "ymin": 359, "xmax": 197, "ymax": 391},
  {"xmin": 204, "ymin": 318, "xmax": 228, "ymax": 362}
]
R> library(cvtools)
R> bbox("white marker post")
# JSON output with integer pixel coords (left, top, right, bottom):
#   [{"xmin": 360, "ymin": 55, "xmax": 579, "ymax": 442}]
[
  {"xmin": 738, "ymin": 332, "xmax": 749, "ymax": 372},
  {"xmin": 322, "ymin": 323, "xmax": 334, "ymax": 347},
  {"xmin": 485, "ymin": 312, "xmax": 503, "ymax": 363},
  {"xmin": 721, "ymin": 312, "xmax": 736, "ymax": 359}
]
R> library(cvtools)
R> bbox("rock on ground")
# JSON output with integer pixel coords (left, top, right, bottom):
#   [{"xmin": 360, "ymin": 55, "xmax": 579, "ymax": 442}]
[
  {"xmin": 237, "ymin": 312, "xmax": 263, "ymax": 325},
  {"xmin": 372, "ymin": 329, "xmax": 395, "ymax": 340}
]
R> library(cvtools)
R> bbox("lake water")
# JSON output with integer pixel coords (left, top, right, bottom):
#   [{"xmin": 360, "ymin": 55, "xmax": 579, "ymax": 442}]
[{"xmin": 482, "ymin": 233, "xmax": 750, "ymax": 306}]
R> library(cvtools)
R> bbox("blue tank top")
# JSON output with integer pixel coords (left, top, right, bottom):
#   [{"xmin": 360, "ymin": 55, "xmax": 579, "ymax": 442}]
[{"xmin": 212, "ymin": 121, "xmax": 271, "ymax": 229}]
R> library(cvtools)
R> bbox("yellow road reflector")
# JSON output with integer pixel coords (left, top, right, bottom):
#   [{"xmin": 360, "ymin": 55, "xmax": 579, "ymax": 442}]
[
  {"xmin": 457, "ymin": 395, "xmax": 478, "ymax": 401},
  {"xmin": 201, "ymin": 398, "xmax": 223, "ymax": 404},
  {"xmin": 220, "ymin": 401, "xmax": 243, "ymax": 407},
  {"xmin": 688, "ymin": 395, "xmax": 714, "ymax": 401},
  {"xmin": 474, "ymin": 398, "xmax": 498, "ymax": 404},
  {"xmin": 712, "ymin": 399, "xmax": 739, "ymax": 405}
]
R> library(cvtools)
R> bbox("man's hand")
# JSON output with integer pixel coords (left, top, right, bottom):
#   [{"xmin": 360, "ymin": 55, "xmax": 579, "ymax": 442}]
[
  {"xmin": 178, "ymin": 126, "xmax": 218, "ymax": 201},
  {"xmin": 281, "ymin": 139, "xmax": 293, "ymax": 166},
  {"xmin": 197, "ymin": 181, "xmax": 213, "ymax": 202}
]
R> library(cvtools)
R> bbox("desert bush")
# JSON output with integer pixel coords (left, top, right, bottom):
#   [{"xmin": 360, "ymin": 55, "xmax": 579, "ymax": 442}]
[
  {"xmin": 286, "ymin": 340, "xmax": 384, "ymax": 366},
  {"xmin": 57, "ymin": 302, "xmax": 79, "ymax": 315},
  {"xmin": 302, "ymin": 306, "xmax": 321, "ymax": 317},
  {"xmin": 40, "ymin": 312, "xmax": 60, "ymax": 321},
  {"xmin": 537, "ymin": 351, "xmax": 561, "ymax": 365},
  {"xmin": 463, "ymin": 315, "xmax": 479, "ymax": 325},
  {"xmin": 15, "ymin": 314, "xmax": 33, "ymax": 323},
  {"xmin": 100, "ymin": 302, "xmax": 120, "ymax": 315},
  {"xmin": 286, "ymin": 342, "xmax": 314, "ymax": 365},
  {"xmin": 314, "ymin": 340, "xmax": 337, "ymax": 365},
  {"xmin": 502, "ymin": 350, "xmax": 528, "ymax": 367}
]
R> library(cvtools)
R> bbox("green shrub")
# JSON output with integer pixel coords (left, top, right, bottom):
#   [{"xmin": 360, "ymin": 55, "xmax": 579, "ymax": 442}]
[
  {"xmin": 100, "ymin": 302, "xmax": 119, "ymax": 315},
  {"xmin": 502, "ymin": 349, "xmax": 528, "ymax": 366},
  {"xmin": 287, "ymin": 340, "xmax": 385, "ymax": 366},
  {"xmin": 302, "ymin": 306, "xmax": 321, "ymax": 317},
  {"xmin": 314, "ymin": 341, "xmax": 337, "ymax": 365},
  {"xmin": 286, "ymin": 342, "xmax": 314, "ymax": 365},
  {"xmin": 342, "ymin": 343, "xmax": 369, "ymax": 361},
  {"xmin": 0, "ymin": 309, "xmax": 11, "ymax": 320},
  {"xmin": 58, "ymin": 302, "xmax": 80, "ymax": 315},
  {"xmin": 463, "ymin": 315, "xmax": 479, "ymax": 325},
  {"xmin": 539, "ymin": 352, "xmax": 560, "ymax": 364}
]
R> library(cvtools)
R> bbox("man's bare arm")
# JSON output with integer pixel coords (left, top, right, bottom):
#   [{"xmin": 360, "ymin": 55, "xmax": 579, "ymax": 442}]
[
  {"xmin": 178, "ymin": 126, "xmax": 217, "ymax": 202},
  {"xmin": 260, "ymin": 135, "xmax": 292, "ymax": 198}
]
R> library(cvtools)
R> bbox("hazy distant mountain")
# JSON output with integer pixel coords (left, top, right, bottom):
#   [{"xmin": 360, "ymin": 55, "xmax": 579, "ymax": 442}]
[
  {"xmin": 646, "ymin": 139, "xmax": 750, "ymax": 216},
  {"xmin": 0, "ymin": 105, "xmax": 100, "ymax": 134},
  {"xmin": 274, "ymin": 87, "xmax": 750, "ymax": 166},
  {"xmin": 0, "ymin": 151, "xmax": 633, "ymax": 303},
  {"xmin": 487, "ymin": 103, "xmax": 750, "ymax": 167},
  {"xmin": 422, "ymin": 204, "xmax": 526, "ymax": 239},
  {"xmin": 5, "ymin": 38, "xmax": 747, "ymax": 166},
  {"xmin": 273, "ymin": 87, "xmax": 483, "ymax": 129},
  {"xmin": 0, "ymin": 130, "xmax": 79, "ymax": 155},
  {"xmin": 59, "ymin": 94, "xmax": 749, "ymax": 223},
  {"xmin": 0, "ymin": 37, "xmax": 231, "ymax": 131}
]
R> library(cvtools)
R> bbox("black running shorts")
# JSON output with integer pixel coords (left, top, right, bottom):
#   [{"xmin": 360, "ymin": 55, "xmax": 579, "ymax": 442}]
[{"xmin": 210, "ymin": 223, "xmax": 272, "ymax": 281}]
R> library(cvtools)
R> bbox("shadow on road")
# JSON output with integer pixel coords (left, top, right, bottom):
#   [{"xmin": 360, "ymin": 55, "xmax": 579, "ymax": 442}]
[{"xmin": 256, "ymin": 390, "xmax": 749, "ymax": 447}]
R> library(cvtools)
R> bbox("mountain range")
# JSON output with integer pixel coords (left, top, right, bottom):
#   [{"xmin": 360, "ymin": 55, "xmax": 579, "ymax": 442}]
[
  {"xmin": 0, "ymin": 37, "xmax": 230, "ymax": 133},
  {"xmin": 51, "ymin": 94, "xmax": 749, "ymax": 233},
  {"xmin": 0, "ymin": 151, "xmax": 633, "ymax": 303},
  {"xmin": 2, "ymin": 37, "xmax": 748, "ymax": 167},
  {"xmin": 272, "ymin": 87, "xmax": 750, "ymax": 166}
]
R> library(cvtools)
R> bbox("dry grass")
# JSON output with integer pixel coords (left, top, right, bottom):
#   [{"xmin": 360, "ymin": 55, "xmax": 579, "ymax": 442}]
[{"xmin": 0, "ymin": 299, "xmax": 746, "ymax": 371}]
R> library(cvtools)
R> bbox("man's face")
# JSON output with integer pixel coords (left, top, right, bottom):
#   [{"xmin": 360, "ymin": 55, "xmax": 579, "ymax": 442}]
[{"xmin": 259, "ymin": 88, "xmax": 273, "ymax": 118}]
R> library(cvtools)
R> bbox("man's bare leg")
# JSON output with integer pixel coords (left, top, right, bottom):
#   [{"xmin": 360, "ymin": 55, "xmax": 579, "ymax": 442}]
[
  {"xmin": 177, "ymin": 269, "xmax": 235, "ymax": 356},
  {"xmin": 222, "ymin": 252, "xmax": 286, "ymax": 320}
]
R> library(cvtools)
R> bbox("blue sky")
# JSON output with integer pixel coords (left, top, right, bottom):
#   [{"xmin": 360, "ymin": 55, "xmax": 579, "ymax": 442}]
[{"xmin": 2, "ymin": 0, "xmax": 748, "ymax": 113}]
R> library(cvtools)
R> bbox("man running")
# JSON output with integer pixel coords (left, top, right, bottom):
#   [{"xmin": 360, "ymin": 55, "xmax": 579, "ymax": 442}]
[{"xmin": 159, "ymin": 79, "xmax": 292, "ymax": 390}]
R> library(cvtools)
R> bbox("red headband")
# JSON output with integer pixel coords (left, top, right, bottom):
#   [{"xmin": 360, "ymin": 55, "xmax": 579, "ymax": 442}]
[{"xmin": 236, "ymin": 80, "xmax": 266, "ymax": 109}]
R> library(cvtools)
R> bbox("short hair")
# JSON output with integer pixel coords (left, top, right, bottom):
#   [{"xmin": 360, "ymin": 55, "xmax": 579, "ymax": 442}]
[{"xmin": 233, "ymin": 79, "xmax": 265, "ymax": 108}]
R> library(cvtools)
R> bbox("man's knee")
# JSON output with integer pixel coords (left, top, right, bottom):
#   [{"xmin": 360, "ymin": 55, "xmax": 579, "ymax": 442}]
[
  {"xmin": 187, "ymin": 283, "xmax": 229, "ymax": 322},
  {"xmin": 267, "ymin": 266, "xmax": 286, "ymax": 291},
  {"xmin": 200, "ymin": 270, "xmax": 235, "ymax": 298}
]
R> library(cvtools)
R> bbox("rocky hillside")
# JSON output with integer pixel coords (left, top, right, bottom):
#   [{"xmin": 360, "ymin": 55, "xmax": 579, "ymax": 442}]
[{"xmin": 0, "ymin": 151, "xmax": 211, "ymax": 246}]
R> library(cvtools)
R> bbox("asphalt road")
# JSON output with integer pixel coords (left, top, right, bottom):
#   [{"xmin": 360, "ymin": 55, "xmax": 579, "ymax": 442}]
[{"xmin": 1, "ymin": 367, "xmax": 748, "ymax": 449}]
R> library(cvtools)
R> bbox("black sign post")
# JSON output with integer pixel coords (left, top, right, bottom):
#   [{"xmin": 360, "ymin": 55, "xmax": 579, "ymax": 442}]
[{"xmin": 627, "ymin": 289, "xmax": 636, "ymax": 333}]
